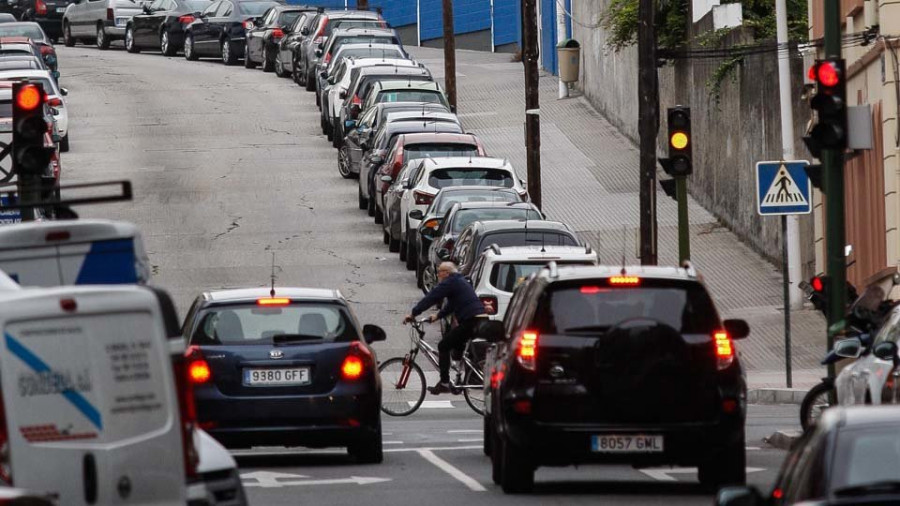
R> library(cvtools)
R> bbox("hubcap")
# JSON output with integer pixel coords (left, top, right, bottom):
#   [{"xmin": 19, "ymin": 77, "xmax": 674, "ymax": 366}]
[
  {"xmin": 223, "ymin": 41, "xmax": 229, "ymax": 61},
  {"xmin": 126, "ymin": 30, "xmax": 132, "ymax": 48},
  {"xmin": 97, "ymin": 27, "xmax": 103, "ymax": 43},
  {"xmin": 161, "ymin": 33, "xmax": 168, "ymax": 52}
]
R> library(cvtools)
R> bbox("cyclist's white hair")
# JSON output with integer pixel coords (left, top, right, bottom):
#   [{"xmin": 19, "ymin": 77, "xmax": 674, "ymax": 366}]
[{"xmin": 439, "ymin": 262, "xmax": 458, "ymax": 273}]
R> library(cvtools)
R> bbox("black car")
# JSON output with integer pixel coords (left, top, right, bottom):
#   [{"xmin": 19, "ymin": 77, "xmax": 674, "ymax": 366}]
[
  {"xmin": 16, "ymin": 0, "xmax": 74, "ymax": 41},
  {"xmin": 182, "ymin": 287, "xmax": 387, "ymax": 461},
  {"xmin": 275, "ymin": 8, "xmax": 315, "ymax": 81},
  {"xmin": 484, "ymin": 264, "xmax": 750, "ymax": 493},
  {"xmin": 125, "ymin": 0, "xmax": 213, "ymax": 55},
  {"xmin": 718, "ymin": 406, "xmax": 900, "ymax": 505},
  {"xmin": 243, "ymin": 3, "xmax": 312, "ymax": 73},
  {"xmin": 183, "ymin": 0, "xmax": 280, "ymax": 65},
  {"xmin": 450, "ymin": 220, "xmax": 579, "ymax": 276}
]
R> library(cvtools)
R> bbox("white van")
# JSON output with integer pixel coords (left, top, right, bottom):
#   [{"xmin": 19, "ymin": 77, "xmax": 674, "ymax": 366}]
[
  {"xmin": 0, "ymin": 219, "xmax": 150, "ymax": 287},
  {"xmin": 0, "ymin": 285, "xmax": 192, "ymax": 504}
]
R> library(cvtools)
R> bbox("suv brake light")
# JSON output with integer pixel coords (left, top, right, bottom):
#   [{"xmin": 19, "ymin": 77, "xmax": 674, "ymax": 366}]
[
  {"xmin": 516, "ymin": 330, "xmax": 538, "ymax": 371},
  {"xmin": 413, "ymin": 190, "xmax": 434, "ymax": 206},
  {"xmin": 106, "ymin": 7, "xmax": 114, "ymax": 20},
  {"xmin": 480, "ymin": 295, "xmax": 498, "ymax": 315},
  {"xmin": 35, "ymin": 0, "xmax": 46, "ymax": 15},
  {"xmin": 341, "ymin": 343, "xmax": 372, "ymax": 381},
  {"xmin": 609, "ymin": 276, "xmax": 640, "ymax": 286},
  {"xmin": 39, "ymin": 45, "xmax": 52, "ymax": 55},
  {"xmin": 271, "ymin": 27, "xmax": 283, "ymax": 38},
  {"xmin": 178, "ymin": 14, "xmax": 195, "ymax": 24},
  {"xmin": 714, "ymin": 330, "xmax": 734, "ymax": 370},
  {"xmin": 175, "ymin": 346, "xmax": 202, "ymax": 479}
]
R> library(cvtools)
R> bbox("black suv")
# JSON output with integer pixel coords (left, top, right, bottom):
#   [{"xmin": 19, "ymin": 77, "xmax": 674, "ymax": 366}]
[
  {"xmin": 482, "ymin": 263, "xmax": 750, "ymax": 493},
  {"xmin": 447, "ymin": 220, "xmax": 579, "ymax": 276}
]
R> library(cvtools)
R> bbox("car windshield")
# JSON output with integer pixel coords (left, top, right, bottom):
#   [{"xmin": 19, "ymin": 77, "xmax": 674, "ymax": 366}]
[
  {"xmin": 831, "ymin": 426, "xmax": 900, "ymax": 494},
  {"xmin": 376, "ymin": 90, "xmax": 444, "ymax": 105},
  {"xmin": 429, "ymin": 168, "xmax": 514, "ymax": 189},
  {"xmin": 405, "ymin": 143, "xmax": 478, "ymax": 162},
  {"xmin": 452, "ymin": 208, "xmax": 542, "ymax": 233},
  {"xmin": 434, "ymin": 191, "xmax": 519, "ymax": 214},
  {"xmin": 0, "ymin": 25, "xmax": 45, "ymax": 41},
  {"xmin": 277, "ymin": 10, "xmax": 302, "ymax": 26},
  {"xmin": 0, "ymin": 77, "xmax": 56, "ymax": 96},
  {"xmin": 239, "ymin": 2, "xmax": 275, "ymax": 15},
  {"xmin": 532, "ymin": 281, "xmax": 720, "ymax": 335},
  {"xmin": 490, "ymin": 262, "xmax": 593, "ymax": 292},
  {"xmin": 327, "ymin": 19, "xmax": 384, "ymax": 35},
  {"xmin": 191, "ymin": 302, "xmax": 358, "ymax": 345}
]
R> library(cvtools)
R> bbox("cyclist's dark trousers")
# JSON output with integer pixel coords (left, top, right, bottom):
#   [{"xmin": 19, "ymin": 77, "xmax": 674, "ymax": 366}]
[{"xmin": 438, "ymin": 317, "xmax": 479, "ymax": 383}]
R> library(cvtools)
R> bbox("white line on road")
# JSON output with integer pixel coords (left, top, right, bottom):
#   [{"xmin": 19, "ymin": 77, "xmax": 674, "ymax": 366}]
[
  {"xmin": 457, "ymin": 438, "xmax": 483, "ymax": 443},
  {"xmin": 383, "ymin": 441, "xmax": 404, "ymax": 445},
  {"xmin": 417, "ymin": 449, "xmax": 487, "ymax": 492},
  {"xmin": 414, "ymin": 400, "xmax": 455, "ymax": 409},
  {"xmin": 447, "ymin": 430, "xmax": 481, "ymax": 434},
  {"xmin": 639, "ymin": 467, "xmax": 765, "ymax": 481}
]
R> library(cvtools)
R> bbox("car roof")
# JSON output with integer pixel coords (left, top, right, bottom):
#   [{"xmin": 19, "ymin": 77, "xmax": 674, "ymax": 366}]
[
  {"xmin": 375, "ymin": 80, "xmax": 441, "ymax": 91},
  {"xmin": 0, "ymin": 219, "xmax": 141, "ymax": 251},
  {"xmin": 325, "ymin": 10, "xmax": 382, "ymax": 19},
  {"xmin": 537, "ymin": 264, "xmax": 703, "ymax": 283},
  {"xmin": 819, "ymin": 405, "xmax": 900, "ymax": 430},
  {"xmin": 0, "ymin": 37, "xmax": 33, "ymax": 44},
  {"xmin": 357, "ymin": 64, "xmax": 427, "ymax": 76},
  {"xmin": 0, "ymin": 68, "xmax": 53, "ymax": 79},
  {"xmin": 331, "ymin": 27, "xmax": 394, "ymax": 37},
  {"xmin": 272, "ymin": 4, "xmax": 316, "ymax": 11},
  {"xmin": 436, "ymin": 185, "xmax": 517, "ymax": 195},
  {"xmin": 385, "ymin": 110, "xmax": 458, "ymax": 122},
  {"xmin": 337, "ymin": 44, "xmax": 404, "ymax": 55},
  {"xmin": 386, "ymin": 122, "xmax": 461, "ymax": 135},
  {"xmin": 454, "ymin": 201, "xmax": 535, "ymax": 211},
  {"xmin": 400, "ymin": 132, "xmax": 478, "ymax": 144},
  {"xmin": 420, "ymin": 156, "xmax": 510, "ymax": 170},
  {"xmin": 482, "ymin": 245, "xmax": 596, "ymax": 261},
  {"xmin": 203, "ymin": 287, "xmax": 344, "ymax": 303},
  {"xmin": 472, "ymin": 219, "xmax": 572, "ymax": 234},
  {"xmin": 376, "ymin": 101, "xmax": 447, "ymax": 112}
]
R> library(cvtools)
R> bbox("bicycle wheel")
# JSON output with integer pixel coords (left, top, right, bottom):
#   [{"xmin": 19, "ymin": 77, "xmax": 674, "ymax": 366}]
[
  {"xmin": 800, "ymin": 381, "xmax": 834, "ymax": 431},
  {"xmin": 462, "ymin": 358, "xmax": 486, "ymax": 416},
  {"xmin": 379, "ymin": 357, "xmax": 426, "ymax": 416}
]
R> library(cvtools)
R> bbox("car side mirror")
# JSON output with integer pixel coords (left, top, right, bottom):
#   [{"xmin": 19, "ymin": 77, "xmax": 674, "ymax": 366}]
[
  {"xmin": 834, "ymin": 337, "xmax": 863, "ymax": 359},
  {"xmin": 437, "ymin": 248, "xmax": 450, "ymax": 261},
  {"xmin": 60, "ymin": 87, "xmax": 68, "ymax": 96},
  {"xmin": 344, "ymin": 119, "xmax": 356, "ymax": 129},
  {"xmin": 715, "ymin": 486, "xmax": 764, "ymax": 506},
  {"xmin": 478, "ymin": 320, "xmax": 505, "ymax": 343},
  {"xmin": 408, "ymin": 210, "xmax": 424, "ymax": 220},
  {"xmin": 401, "ymin": 179, "xmax": 411, "ymax": 189},
  {"xmin": 369, "ymin": 154, "xmax": 383, "ymax": 164},
  {"xmin": 301, "ymin": 27, "xmax": 309, "ymax": 35},
  {"xmin": 362, "ymin": 324, "xmax": 386, "ymax": 344},
  {"xmin": 420, "ymin": 227, "xmax": 436, "ymax": 238},
  {"xmin": 319, "ymin": 70, "xmax": 327, "ymax": 78},
  {"xmin": 723, "ymin": 319, "xmax": 749, "ymax": 340},
  {"xmin": 380, "ymin": 175, "xmax": 392, "ymax": 183},
  {"xmin": 874, "ymin": 341, "xmax": 899, "ymax": 362},
  {"xmin": 339, "ymin": 90, "xmax": 347, "ymax": 99}
]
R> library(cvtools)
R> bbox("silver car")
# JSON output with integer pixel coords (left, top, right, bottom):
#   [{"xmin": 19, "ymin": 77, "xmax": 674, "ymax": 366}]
[{"xmin": 62, "ymin": 0, "xmax": 144, "ymax": 49}]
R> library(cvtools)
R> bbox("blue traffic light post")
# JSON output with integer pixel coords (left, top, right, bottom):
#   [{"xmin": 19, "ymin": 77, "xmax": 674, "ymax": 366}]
[{"xmin": 756, "ymin": 160, "xmax": 812, "ymax": 388}]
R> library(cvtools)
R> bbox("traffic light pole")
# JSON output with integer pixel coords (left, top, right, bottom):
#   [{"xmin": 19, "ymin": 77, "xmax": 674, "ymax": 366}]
[
  {"xmin": 823, "ymin": 0, "xmax": 845, "ymax": 381},
  {"xmin": 676, "ymin": 176, "xmax": 689, "ymax": 262},
  {"xmin": 17, "ymin": 174, "xmax": 40, "ymax": 221}
]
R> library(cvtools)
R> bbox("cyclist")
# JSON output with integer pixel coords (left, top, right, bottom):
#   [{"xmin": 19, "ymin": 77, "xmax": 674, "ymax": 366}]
[{"xmin": 404, "ymin": 261, "xmax": 485, "ymax": 395}]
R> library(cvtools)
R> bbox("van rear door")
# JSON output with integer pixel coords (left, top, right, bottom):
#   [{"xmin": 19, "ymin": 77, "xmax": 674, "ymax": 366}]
[{"xmin": 0, "ymin": 286, "xmax": 185, "ymax": 505}]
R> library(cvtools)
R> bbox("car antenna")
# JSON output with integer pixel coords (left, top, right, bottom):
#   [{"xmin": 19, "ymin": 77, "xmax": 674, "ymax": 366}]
[
  {"xmin": 620, "ymin": 225, "xmax": 627, "ymax": 275},
  {"xmin": 269, "ymin": 251, "xmax": 277, "ymax": 297}
]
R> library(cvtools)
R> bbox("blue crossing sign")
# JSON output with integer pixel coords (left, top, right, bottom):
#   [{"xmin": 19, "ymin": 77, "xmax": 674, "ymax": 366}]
[{"xmin": 755, "ymin": 160, "xmax": 812, "ymax": 216}]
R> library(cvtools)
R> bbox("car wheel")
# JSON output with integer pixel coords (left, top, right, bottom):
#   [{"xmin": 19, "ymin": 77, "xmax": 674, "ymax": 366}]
[
  {"xmin": 325, "ymin": 122, "xmax": 333, "ymax": 141},
  {"xmin": 399, "ymin": 235, "xmax": 407, "ymax": 261},
  {"xmin": 338, "ymin": 147, "xmax": 353, "ymax": 180},
  {"xmin": 698, "ymin": 437, "xmax": 746, "ymax": 490},
  {"xmin": 160, "ymin": 31, "xmax": 177, "ymax": 56},
  {"xmin": 383, "ymin": 230, "xmax": 389, "ymax": 245},
  {"xmin": 366, "ymin": 190, "xmax": 375, "ymax": 217},
  {"xmin": 63, "ymin": 23, "xmax": 75, "ymax": 47},
  {"xmin": 388, "ymin": 233, "xmax": 400, "ymax": 253},
  {"xmin": 243, "ymin": 41, "xmax": 257, "ymax": 68},
  {"xmin": 358, "ymin": 185, "xmax": 367, "ymax": 210},
  {"xmin": 125, "ymin": 26, "xmax": 139, "ymax": 53},
  {"xmin": 374, "ymin": 205, "xmax": 383, "ymax": 225},
  {"xmin": 305, "ymin": 65, "xmax": 315, "ymax": 91},
  {"xmin": 184, "ymin": 34, "xmax": 198, "ymax": 60},
  {"xmin": 332, "ymin": 118, "xmax": 342, "ymax": 149},
  {"xmin": 96, "ymin": 24, "xmax": 110, "ymax": 50},
  {"xmin": 500, "ymin": 436, "xmax": 534, "ymax": 494},
  {"xmin": 348, "ymin": 423, "xmax": 383, "ymax": 464},
  {"xmin": 262, "ymin": 46, "xmax": 274, "ymax": 72},
  {"xmin": 405, "ymin": 230, "xmax": 416, "ymax": 271},
  {"xmin": 274, "ymin": 57, "xmax": 286, "ymax": 77},
  {"xmin": 59, "ymin": 134, "xmax": 69, "ymax": 153},
  {"xmin": 491, "ymin": 426, "xmax": 503, "ymax": 485},
  {"xmin": 416, "ymin": 259, "xmax": 425, "ymax": 289},
  {"xmin": 221, "ymin": 39, "xmax": 237, "ymax": 65},
  {"xmin": 294, "ymin": 59, "xmax": 305, "ymax": 85},
  {"xmin": 483, "ymin": 414, "xmax": 492, "ymax": 457}
]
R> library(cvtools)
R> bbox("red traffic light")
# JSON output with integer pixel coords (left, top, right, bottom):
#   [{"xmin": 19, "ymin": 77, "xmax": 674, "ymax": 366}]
[
  {"xmin": 811, "ymin": 276, "xmax": 824, "ymax": 292},
  {"xmin": 816, "ymin": 62, "xmax": 841, "ymax": 87},
  {"xmin": 15, "ymin": 84, "xmax": 42, "ymax": 111}
]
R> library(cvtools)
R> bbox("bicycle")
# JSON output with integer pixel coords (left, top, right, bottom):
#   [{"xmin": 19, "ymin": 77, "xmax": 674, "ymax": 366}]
[{"xmin": 379, "ymin": 318, "xmax": 487, "ymax": 416}]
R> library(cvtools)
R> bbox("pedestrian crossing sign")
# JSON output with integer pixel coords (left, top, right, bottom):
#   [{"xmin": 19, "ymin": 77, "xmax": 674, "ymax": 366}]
[{"xmin": 755, "ymin": 160, "xmax": 812, "ymax": 216}]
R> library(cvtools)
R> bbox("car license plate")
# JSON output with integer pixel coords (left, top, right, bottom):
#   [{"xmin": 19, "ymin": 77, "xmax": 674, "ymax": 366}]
[
  {"xmin": 591, "ymin": 434, "xmax": 663, "ymax": 453},
  {"xmin": 56, "ymin": 6, "xmax": 66, "ymax": 12},
  {"xmin": 244, "ymin": 367, "xmax": 310, "ymax": 386}
]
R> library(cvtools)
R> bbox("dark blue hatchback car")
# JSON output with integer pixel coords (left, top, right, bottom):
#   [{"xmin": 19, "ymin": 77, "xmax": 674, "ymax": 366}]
[{"xmin": 181, "ymin": 287, "xmax": 387, "ymax": 463}]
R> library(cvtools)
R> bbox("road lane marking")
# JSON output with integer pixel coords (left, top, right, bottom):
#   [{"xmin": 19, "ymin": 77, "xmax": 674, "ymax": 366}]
[
  {"xmin": 417, "ymin": 449, "xmax": 486, "ymax": 492},
  {"xmin": 241, "ymin": 471, "xmax": 391, "ymax": 488},
  {"xmin": 384, "ymin": 441, "xmax": 404, "ymax": 445},
  {"xmin": 415, "ymin": 400, "xmax": 455, "ymax": 409},
  {"xmin": 639, "ymin": 467, "xmax": 765, "ymax": 481},
  {"xmin": 447, "ymin": 430, "xmax": 481, "ymax": 434},
  {"xmin": 457, "ymin": 438, "xmax": 483, "ymax": 443},
  {"xmin": 231, "ymin": 445, "xmax": 483, "ymax": 458}
]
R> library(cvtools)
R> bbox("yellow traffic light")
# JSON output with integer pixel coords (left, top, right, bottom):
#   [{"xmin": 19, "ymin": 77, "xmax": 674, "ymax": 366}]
[{"xmin": 670, "ymin": 132, "xmax": 689, "ymax": 150}]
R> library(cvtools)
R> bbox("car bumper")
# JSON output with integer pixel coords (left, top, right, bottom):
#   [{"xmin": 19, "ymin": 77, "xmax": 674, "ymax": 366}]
[
  {"xmin": 33, "ymin": 17, "xmax": 64, "ymax": 36},
  {"xmin": 188, "ymin": 469, "xmax": 247, "ymax": 506},
  {"xmin": 102, "ymin": 22, "xmax": 127, "ymax": 38}
]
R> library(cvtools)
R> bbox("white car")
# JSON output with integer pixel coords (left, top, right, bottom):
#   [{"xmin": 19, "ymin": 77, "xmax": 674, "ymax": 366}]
[
  {"xmin": 468, "ymin": 244, "xmax": 599, "ymax": 320},
  {"xmin": 397, "ymin": 157, "xmax": 528, "ymax": 258},
  {"xmin": 836, "ymin": 304, "xmax": 900, "ymax": 406},
  {"xmin": 0, "ymin": 69, "xmax": 69, "ymax": 151}
]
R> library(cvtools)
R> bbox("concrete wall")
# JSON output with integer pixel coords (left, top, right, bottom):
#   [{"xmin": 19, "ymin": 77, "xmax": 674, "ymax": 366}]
[{"xmin": 572, "ymin": 0, "xmax": 816, "ymax": 269}]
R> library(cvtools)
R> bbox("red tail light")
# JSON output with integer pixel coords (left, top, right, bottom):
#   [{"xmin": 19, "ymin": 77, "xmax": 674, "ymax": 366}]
[
  {"xmin": 811, "ymin": 276, "xmax": 824, "ymax": 292},
  {"xmin": 178, "ymin": 14, "xmax": 195, "ymax": 24},
  {"xmin": 0, "ymin": 385, "xmax": 10, "ymax": 485},
  {"xmin": 516, "ymin": 330, "xmax": 538, "ymax": 371},
  {"xmin": 39, "ymin": 45, "xmax": 53, "ymax": 55},
  {"xmin": 351, "ymin": 94, "xmax": 362, "ymax": 106},
  {"xmin": 443, "ymin": 238, "xmax": 455, "ymax": 253},
  {"xmin": 175, "ymin": 346, "xmax": 203, "ymax": 479},
  {"xmin": 413, "ymin": 190, "xmax": 434, "ymax": 206},
  {"xmin": 480, "ymin": 295, "xmax": 498, "ymax": 315},
  {"xmin": 313, "ymin": 36, "xmax": 324, "ymax": 45},
  {"xmin": 35, "ymin": 0, "xmax": 46, "ymax": 15},
  {"xmin": 242, "ymin": 19, "xmax": 254, "ymax": 29},
  {"xmin": 341, "ymin": 343, "xmax": 372, "ymax": 381},
  {"xmin": 271, "ymin": 27, "xmax": 283, "ymax": 38},
  {"xmin": 714, "ymin": 330, "xmax": 734, "ymax": 370},
  {"xmin": 106, "ymin": 7, "xmax": 114, "ymax": 20},
  {"xmin": 323, "ymin": 52, "xmax": 332, "ymax": 64},
  {"xmin": 48, "ymin": 97, "xmax": 62, "ymax": 107}
]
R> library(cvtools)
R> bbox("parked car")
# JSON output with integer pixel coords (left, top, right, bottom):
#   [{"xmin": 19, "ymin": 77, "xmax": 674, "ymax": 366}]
[
  {"xmin": 835, "ymin": 304, "xmax": 900, "ymax": 406},
  {"xmin": 485, "ymin": 263, "xmax": 749, "ymax": 493},
  {"xmin": 62, "ymin": 0, "xmax": 144, "ymax": 49},
  {"xmin": 292, "ymin": 9, "xmax": 384, "ymax": 91},
  {"xmin": 362, "ymin": 79, "xmax": 449, "ymax": 112},
  {"xmin": 314, "ymin": 27, "xmax": 401, "ymax": 106},
  {"xmin": 243, "ymin": 3, "xmax": 313, "ymax": 72},
  {"xmin": 0, "ymin": 68, "xmax": 69, "ymax": 151},
  {"xmin": 17, "ymin": 0, "xmax": 72, "ymax": 42},
  {"xmin": 125, "ymin": 0, "xmax": 213, "ymax": 55},
  {"xmin": 183, "ymin": 0, "xmax": 281, "ymax": 65},
  {"xmin": 717, "ymin": 406, "xmax": 900, "ymax": 505},
  {"xmin": 469, "ymin": 244, "xmax": 598, "ymax": 319},
  {"xmin": 182, "ymin": 287, "xmax": 387, "ymax": 462},
  {"xmin": 338, "ymin": 62, "xmax": 431, "ymax": 128},
  {"xmin": 0, "ymin": 24, "xmax": 58, "ymax": 78},
  {"xmin": 0, "ymin": 13, "xmax": 17, "ymax": 23},
  {"xmin": 274, "ymin": 8, "xmax": 314, "ymax": 79},
  {"xmin": 451, "ymin": 219, "xmax": 579, "ymax": 276},
  {"xmin": 0, "ymin": 56, "xmax": 45, "ymax": 71}
]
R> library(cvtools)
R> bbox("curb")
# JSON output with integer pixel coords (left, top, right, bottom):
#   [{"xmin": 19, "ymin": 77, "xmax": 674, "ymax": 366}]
[
  {"xmin": 764, "ymin": 430, "xmax": 802, "ymax": 450},
  {"xmin": 748, "ymin": 388, "xmax": 807, "ymax": 405}
]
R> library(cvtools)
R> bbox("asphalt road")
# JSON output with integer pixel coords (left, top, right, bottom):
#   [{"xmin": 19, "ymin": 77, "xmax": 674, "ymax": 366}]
[{"xmin": 58, "ymin": 42, "xmax": 798, "ymax": 505}]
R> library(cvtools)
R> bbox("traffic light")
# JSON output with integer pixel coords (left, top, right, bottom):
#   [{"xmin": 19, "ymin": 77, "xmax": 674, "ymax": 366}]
[
  {"xmin": 12, "ymin": 82, "xmax": 53, "ymax": 177},
  {"xmin": 659, "ymin": 106, "xmax": 692, "ymax": 177},
  {"xmin": 803, "ymin": 59, "xmax": 847, "ymax": 158}
]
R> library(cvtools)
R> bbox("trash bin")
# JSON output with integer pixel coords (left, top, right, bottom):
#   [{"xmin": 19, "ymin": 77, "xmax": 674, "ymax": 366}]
[{"xmin": 557, "ymin": 39, "xmax": 580, "ymax": 83}]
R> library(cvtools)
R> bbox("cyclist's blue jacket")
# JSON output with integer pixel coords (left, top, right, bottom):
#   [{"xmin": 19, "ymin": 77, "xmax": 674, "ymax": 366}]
[{"xmin": 411, "ymin": 272, "xmax": 486, "ymax": 321}]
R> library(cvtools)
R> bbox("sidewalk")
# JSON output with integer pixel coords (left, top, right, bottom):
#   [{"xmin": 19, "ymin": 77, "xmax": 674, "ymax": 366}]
[{"xmin": 408, "ymin": 46, "xmax": 827, "ymax": 390}]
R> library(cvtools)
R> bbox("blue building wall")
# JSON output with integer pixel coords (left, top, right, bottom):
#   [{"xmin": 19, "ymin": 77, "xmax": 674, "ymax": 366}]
[
  {"xmin": 492, "ymin": 0, "xmax": 519, "ymax": 47},
  {"xmin": 420, "ymin": 0, "xmax": 491, "ymax": 41},
  {"xmin": 379, "ymin": 0, "xmax": 417, "ymax": 28},
  {"xmin": 538, "ymin": 0, "xmax": 572, "ymax": 74}
]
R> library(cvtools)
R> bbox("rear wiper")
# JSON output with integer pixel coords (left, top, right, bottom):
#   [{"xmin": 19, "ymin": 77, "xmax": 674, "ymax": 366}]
[
  {"xmin": 563, "ymin": 325, "xmax": 610, "ymax": 333},
  {"xmin": 272, "ymin": 334, "xmax": 323, "ymax": 345},
  {"xmin": 834, "ymin": 480, "xmax": 900, "ymax": 497}
]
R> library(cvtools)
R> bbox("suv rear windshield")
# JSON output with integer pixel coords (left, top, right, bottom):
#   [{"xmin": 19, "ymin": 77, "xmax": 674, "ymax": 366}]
[
  {"xmin": 405, "ymin": 143, "xmax": 477, "ymax": 161},
  {"xmin": 190, "ymin": 302, "xmax": 357, "ymax": 345},
  {"xmin": 452, "ymin": 208, "xmax": 542, "ymax": 233},
  {"xmin": 435, "ymin": 191, "xmax": 519, "ymax": 214},
  {"xmin": 490, "ymin": 261, "xmax": 593, "ymax": 292},
  {"xmin": 477, "ymin": 230, "xmax": 577, "ymax": 250},
  {"xmin": 377, "ymin": 90, "xmax": 444, "ymax": 105},
  {"xmin": 532, "ymin": 280, "xmax": 719, "ymax": 335},
  {"xmin": 429, "ymin": 168, "xmax": 514, "ymax": 189},
  {"xmin": 327, "ymin": 19, "xmax": 384, "ymax": 36}
]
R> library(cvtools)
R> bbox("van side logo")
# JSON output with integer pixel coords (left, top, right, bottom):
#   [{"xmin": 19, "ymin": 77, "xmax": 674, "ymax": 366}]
[{"xmin": 269, "ymin": 350, "xmax": 284, "ymax": 359}]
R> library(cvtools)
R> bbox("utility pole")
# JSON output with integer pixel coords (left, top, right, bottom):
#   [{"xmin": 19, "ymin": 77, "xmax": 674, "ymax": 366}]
[
  {"xmin": 637, "ymin": 0, "xmax": 658, "ymax": 264},
  {"xmin": 356, "ymin": 0, "xmax": 367, "ymax": 10},
  {"xmin": 441, "ymin": 0, "xmax": 457, "ymax": 111},
  {"xmin": 522, "ymin": 0, "xmax": 541, "ymax": 209}
]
